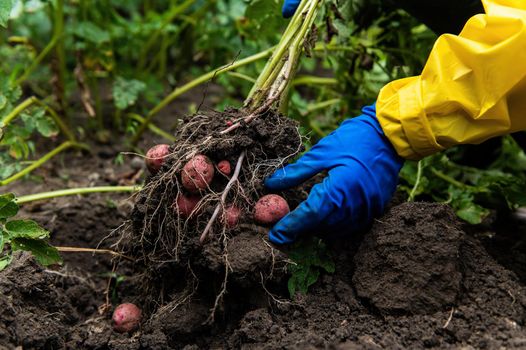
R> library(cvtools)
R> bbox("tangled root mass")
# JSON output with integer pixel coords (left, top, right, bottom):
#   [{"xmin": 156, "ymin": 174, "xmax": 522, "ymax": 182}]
[{"xmin": 117, "ymin": 107, "xmax": 306, "ymax": 319}]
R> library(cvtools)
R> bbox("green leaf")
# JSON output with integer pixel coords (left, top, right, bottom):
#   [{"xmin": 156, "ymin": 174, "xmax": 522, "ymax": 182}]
[
  {"xmin": 0, "ymin": 230, "xmax": 5, "ymax": 251},
  {"xmin": 5, "ymin": 220, "xmax": 49, "ymax": 240},
  {"xmin": 449, "ymin": 188, "xmax": 489, "ymax": 225},
  {"xmin": 0, "ymin": 254, "xmax": 12, "ymax": 271},
  {"xmin": 0, "ymin": 193, "xmax": 18, "ymax": 219},
  {"xmin": 0, "ymin": 94, "xmax": 7, "ymax": 110},
  {"xmin": 36, "ymin": 116, "xmax": 58, "ymax": 137},
  {"xmin": 11, "ymin": 238, "xmax": 62, "ymax": 266},
  {"xmin": 455, "ymin": 203, "xmax": 489, "ymax": 225},
  {"xmin": 0, "ymin": 0, "xmax": 15, "ymax": 28},
  {"xmin": 243, "ymin": 0, "xmax": 285, "ymax": 43},
  {"xmin": 73, "ymin": 22, "xmax": 111, "ymax": 45},
  {"xmin": 287, "ymin": 237, "xmax": 335, "ymax": 297},
  {"xmin": 112, "ymin": 77, "xmax": 146, "ymax": 110}
]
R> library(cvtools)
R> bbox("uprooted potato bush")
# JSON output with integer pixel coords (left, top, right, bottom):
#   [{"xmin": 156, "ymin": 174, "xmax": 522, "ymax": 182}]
[{"xmin": 116, "ymin": 107, "xmax": 307, "ymax": 320}]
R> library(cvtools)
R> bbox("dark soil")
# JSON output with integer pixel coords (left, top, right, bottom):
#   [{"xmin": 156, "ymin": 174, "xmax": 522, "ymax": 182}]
[{"xmin": 1, "ymin": 105, "xmax": 526, "ymax": 348}]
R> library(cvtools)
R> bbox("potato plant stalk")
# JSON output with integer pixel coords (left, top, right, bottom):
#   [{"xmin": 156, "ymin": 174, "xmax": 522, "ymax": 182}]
[
  {"xmin": 0, "ymin": 141, "xmax": 88, "ymax": 187},
  {"xmin": 131, "ymin": 47, "xmax": 275, "ymax": 144},
  {"xmin": 16, "ymin": 185, "xmax": 140, "ymax": 204},
  {"xmin": 246, "ymin": 0, "xmax": 322, "ymax": 109}
]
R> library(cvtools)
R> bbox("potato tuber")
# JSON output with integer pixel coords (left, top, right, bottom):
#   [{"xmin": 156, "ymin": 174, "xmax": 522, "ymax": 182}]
[
  {"xmin": 223, "ymin": 205, "xmax": 241, "ymax": 227},
  {"xmin": 254, "ymin": 194, "xmax": 290, "ymax": 225},
  {"xmin": 112, "ymin": 303, "xmax": 141, "ymax": 333},
  {"xmin": 217, "ymin": 160, "xmax": 231, "ymax": 176},
  {"xmin": 174, "ymin": 194, "xmax": 201, "ymax": 218},
  {"xmin": 181, "ymin": 154, "xmax": 215, "ymax": 192},
  {"xmin": 145, "ymin": 144, "xmax": 170, "ymax": 174}
]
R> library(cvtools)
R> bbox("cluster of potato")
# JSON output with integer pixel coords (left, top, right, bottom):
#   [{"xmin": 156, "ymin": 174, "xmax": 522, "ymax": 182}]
[{"xmin": 145, "ymin": 144, "xmax": 290, "ymax": 228}]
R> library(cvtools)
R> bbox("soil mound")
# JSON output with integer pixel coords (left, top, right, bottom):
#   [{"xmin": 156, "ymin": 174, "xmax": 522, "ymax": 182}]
[
  {"xmin": 2, "ymin": 200, "xmax": 526, "ymax": 349},
  {"xmin": 353, "ymin": 202, "xmax": 464, "ymax": 314},
  {"xmin": 0, "ymin": 252, "xmax": 95, "ymax": 349}
]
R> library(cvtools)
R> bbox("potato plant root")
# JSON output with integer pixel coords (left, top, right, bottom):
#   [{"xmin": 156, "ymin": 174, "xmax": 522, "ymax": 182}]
[{"xmin": 117, "ymin": 107, "xmax": 305, "ymax": 320}]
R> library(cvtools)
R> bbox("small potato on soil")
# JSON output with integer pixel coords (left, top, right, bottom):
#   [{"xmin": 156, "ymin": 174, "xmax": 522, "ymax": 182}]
[
  {"xmin": 174, "ymin": 194, "xmax": 201, "ymax": 218},
  {"xmin": 112, "ymin": 303, "xmax": 142, "ymax": 333},
  {"xmin": 145, "ymin": 144, "xmax": 170, "ymax": 174},
  {"xmin": 223, "ymin": 205, "xmax": 242, "ymax": 227},
  {"xmin": 217, "ymin": 160, "xmax": 231, "ymax": 176},
  {"xmin": 254, "ymin": 194, "xmax": 290, "ymax": 225},
  {"xmin": 181, "ymin": 155, "xmax": 215, "ymax": 192}
]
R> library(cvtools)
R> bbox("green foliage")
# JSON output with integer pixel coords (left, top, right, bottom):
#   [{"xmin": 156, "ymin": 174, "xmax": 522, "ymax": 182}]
[
  {"xmin": 287, "ymin": 237, "xmax": 335, "ymax": 297},
  {"xmin": 400, "ymin": 137, "xmax": 526, "ymax": 224},
  {"xmin": 0, "ymin": 0, "xmax": 15, "ymax": 28},
  {"xmin": 0, "ymin": 87, "xmax": 59, "ymax": 180},
  {"xmin": 112, "ymin": 77, "xmax": 146, "ymax": 110},
  {"xmin": 0, "ymin": 193, "xmax": 61, "ymax": 271}
]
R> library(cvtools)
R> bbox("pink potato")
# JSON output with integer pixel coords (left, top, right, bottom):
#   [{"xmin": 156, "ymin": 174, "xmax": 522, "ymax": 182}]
[
  {"xmin": 181, "ymin": 155, "xmax": 215, "ymax": 192},
  {"xmin": 112, "ymin": 303, "xmax": 142, "ymax": 333},
  {"xmin": 174, "ymin": 194, "xmax": 201, "ymax": 218},
  {"xmin": 145, "ymin": 144, "xmax": 170, "ymax": 174},
  {"xmin": 217, "ymin": 160, "xmax": 231, "ymax": 176},
  {"xmin": 223, "ymin": 205, "xmax": 241, "ymax": 227},
  {"xmin": 254, "ymin": 194, "xmax": 290, "ymax": 225}
]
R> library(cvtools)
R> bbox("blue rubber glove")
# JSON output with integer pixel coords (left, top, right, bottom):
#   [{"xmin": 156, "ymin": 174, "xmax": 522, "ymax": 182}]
[
  {"xmin": 265, "ymin": 104, "xmax": 404, "ymax": 245},
  {"xmin": 282, "ymin": 0, "xmax": 301, "ymax": 18}
]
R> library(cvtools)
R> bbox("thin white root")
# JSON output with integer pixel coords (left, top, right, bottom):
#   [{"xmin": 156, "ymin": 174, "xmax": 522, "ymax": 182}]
[{"xmin": 200, "ymin": 151, "xmax": 246, "ymax": 243}]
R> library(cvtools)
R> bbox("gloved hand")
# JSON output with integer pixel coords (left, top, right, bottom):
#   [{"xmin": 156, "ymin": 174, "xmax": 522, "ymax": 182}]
[
  {"xmin": 265, "ymin": 104, "xmax": 404, "ymax": 245},
  {"xmin": 282, "ymin": 0, "xmax": 301, "ymax": 18}
]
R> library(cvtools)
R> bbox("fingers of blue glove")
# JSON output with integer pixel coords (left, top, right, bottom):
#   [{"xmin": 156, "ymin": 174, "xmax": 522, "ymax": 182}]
[
  {"xmin": 282, "ymin": 0, "xmax": 301, "ymax": 18},
  {"xmin": 264, "ymin": 149, "xmax": 326, "ymax": 191},
  {"xmin": 268, "ymin": 180, "xmax": 331, "ymax": 245}
]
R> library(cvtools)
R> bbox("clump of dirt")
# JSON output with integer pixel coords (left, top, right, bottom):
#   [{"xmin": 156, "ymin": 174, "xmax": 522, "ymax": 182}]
[
  {"xmin": 353, "ymin": 203, "xmax": 464, "ymax": 314},
  {"xmin": 0, "ymin": 252, "xmax": 96, "ymax": 349},
  {"xmin": 222, "ymin": 202, "xmax": 526, "ymax": 349},
  {"xmin": 118, "ymin": 107, "xmax": 304, "ymax": 320}
]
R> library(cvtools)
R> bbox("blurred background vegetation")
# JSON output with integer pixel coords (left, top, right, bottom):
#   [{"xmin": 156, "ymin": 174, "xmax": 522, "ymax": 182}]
[{"xmin": 0, "ymin": 0, "xmax": 524, "ymax": 225}]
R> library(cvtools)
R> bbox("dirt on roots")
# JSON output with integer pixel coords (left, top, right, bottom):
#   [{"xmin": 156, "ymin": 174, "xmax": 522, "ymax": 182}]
[{"xmin": 116, "ymin": 107, "xmax": 305, "ymax": 321}]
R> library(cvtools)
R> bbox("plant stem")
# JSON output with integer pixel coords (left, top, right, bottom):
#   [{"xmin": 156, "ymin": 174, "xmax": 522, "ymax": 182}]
[
  {"xmin": 127, "ymin": 113, "xmax": 176, "ymax": 142},
  {"xmin": 246, "ymin": 0, "xmax": 322, "ymax": 108},
  {"xmin": 138, "ymin": 0, "xmax": 196, "ymax": 69},
  {"xmin": 1, "ymin": 97, "xmax": 77, "ymax": 143},
  {"xmin": 55, "ymin": 246, "xmax": 133, "ymax": 260},
  {"xmin": 15, "ymin": 35, "xmax": 59, "ymax": 86},
  {"xmin": 292, "ymin": 75, "xmax": 338, "ymax": 86},
  {"xmin": 226, "ymin": 71, "xmax": 256, "ymax": 83},
  {"xmin": 131, "ymin": 47, "xmax": 274, "ymax": 144},
  {"xmin": 200, "ymin": 151, "xmax": 245, "ymax": 243},
  {"xmin": 408, "ymin": 160, "xmax": 423, "ymax": 201},
  {"xmin": 430, "ymin": 167, "xmax": 468, "ymax": 189},
  {"xmin": 16, "ymin": 185, "xmax": 140, "ymax": 204},
  {"xmin": 53, "ymin": 0, "xmax": 68, "ymax": 118},
  {"xmin": 303, "ymin": 98, "xmax": 341, "ymax": 114},
  {"xmin": 0, "ymin": 141, "xmax": 86, "ymax": 187},
  {"xmin": 0, "ymin": 97, "xmax": 35, "ymax": 127}
]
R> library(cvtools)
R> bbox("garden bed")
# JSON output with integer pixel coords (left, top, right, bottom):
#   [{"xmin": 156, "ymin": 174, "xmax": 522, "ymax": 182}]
[{"xmin": 1, "ymin": 143, "xmax": 525, "ymax": 349}]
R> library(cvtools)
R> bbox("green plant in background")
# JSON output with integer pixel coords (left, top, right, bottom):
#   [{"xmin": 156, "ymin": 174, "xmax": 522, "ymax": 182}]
[
  {"xmin": 0, "ymin": 193, "xmax": 62, "ymax": 271},
  {"xmin": 400, "ymin": 136, "xmax": 526, "ymax": 224}
]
